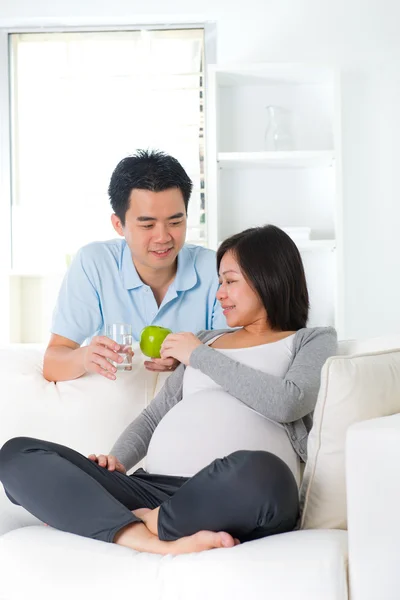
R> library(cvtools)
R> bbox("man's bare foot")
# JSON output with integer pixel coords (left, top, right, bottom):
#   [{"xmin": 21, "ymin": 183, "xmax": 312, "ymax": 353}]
[{"xmin": 114, "ymin": 522, "xmax": 236, "ymax": 555}]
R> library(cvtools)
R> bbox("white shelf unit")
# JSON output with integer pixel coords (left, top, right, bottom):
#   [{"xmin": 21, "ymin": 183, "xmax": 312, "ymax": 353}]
[
  {"xmin": 206, "ymin": 63, "xmax": 343, "ymax": 333},
  {"xmin": 218, "ymin": 151, "xmax": 335, "ymax": 169}
]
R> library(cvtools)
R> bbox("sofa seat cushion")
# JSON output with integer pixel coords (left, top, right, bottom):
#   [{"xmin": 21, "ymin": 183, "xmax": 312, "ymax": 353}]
[{"xmin": 0, "ymin": 527, "xmax": 348, "ymax": 600}]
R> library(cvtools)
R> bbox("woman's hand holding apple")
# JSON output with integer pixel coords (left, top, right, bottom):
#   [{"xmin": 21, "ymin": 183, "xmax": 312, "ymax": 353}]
[
  {"xmin": 140, "ymin": 325, "xmax": 179, "ymax": 372},
  {"xmin": 160, "ymin": 332, "xmax": 202, "ymax": 366}
]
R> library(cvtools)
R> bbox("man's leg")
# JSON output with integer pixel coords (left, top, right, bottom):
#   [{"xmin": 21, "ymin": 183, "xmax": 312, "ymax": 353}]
[{"xmin": 144, "ymin": 450, "xmax": 299, "ymax": 543}]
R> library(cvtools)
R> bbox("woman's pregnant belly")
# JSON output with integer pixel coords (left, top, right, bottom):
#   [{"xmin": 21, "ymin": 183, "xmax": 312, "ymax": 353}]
[{"xmin": 145, "ymin": 390, "xmax": 300, "ymax": 483}]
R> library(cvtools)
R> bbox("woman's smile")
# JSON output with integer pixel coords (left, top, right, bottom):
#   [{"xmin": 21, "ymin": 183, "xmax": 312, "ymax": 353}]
[{"xmin": 221, "ymin": 304, "xmax": 236, "ymax": 316}]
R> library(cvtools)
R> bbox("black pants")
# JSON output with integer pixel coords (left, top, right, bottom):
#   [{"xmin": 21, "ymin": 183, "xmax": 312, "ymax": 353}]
[{"xmin": 0, "ymin": 437, "xmax": 299, "ymax": 544}]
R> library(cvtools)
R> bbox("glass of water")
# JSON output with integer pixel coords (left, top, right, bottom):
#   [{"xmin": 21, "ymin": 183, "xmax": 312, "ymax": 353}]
[{"xmin": 105, "ymin": 323, "xmax": 133, "ymax": 371}]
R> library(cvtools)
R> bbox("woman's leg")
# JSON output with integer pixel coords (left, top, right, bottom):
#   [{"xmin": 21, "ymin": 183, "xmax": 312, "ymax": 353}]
[
  {"xmin": 0, "ymin": 437, "xmax": 236, "ymax": 554},
  {"xmin": 0, "ymin": 436, "xmax": 151, "ymax": 542},
  {"xmin": 143, "ymin": 450, "xmax": 299, "ymax": 543}
]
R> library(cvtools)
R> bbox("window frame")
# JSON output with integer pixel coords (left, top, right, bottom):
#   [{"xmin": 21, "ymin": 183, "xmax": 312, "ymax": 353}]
[{"xmin": 0, "ymin": 22, "xmax": 216, "ymax": 343}]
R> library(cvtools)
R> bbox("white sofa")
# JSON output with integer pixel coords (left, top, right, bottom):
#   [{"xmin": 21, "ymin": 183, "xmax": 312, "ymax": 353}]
[{"xmin": 1, "ymin": 336, "xmax": 400, "ymax": 600}]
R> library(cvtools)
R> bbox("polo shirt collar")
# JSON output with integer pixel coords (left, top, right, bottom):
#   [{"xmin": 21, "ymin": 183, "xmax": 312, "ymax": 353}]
[
  {"xmin": 121, "ymin": 243, "xmax": 143, "ymax": 290},
  {"xmin": 173, "ymin": 244, "xmax": 198, "ymax": 292},
  {"xmin": 121, "ymin": 242, "xmax": 198, "ymax": 292}
]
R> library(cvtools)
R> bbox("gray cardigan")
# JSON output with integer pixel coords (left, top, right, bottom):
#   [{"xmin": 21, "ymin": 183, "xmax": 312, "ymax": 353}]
[{"xmin": 110, "ymin": 327, "xmax": 337, "ymax": 469}]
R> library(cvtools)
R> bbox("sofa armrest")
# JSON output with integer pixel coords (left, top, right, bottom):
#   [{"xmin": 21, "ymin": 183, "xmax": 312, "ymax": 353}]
[{"xmin": 346, "ymin": 414, "xmax": 400, "ymax": 600}]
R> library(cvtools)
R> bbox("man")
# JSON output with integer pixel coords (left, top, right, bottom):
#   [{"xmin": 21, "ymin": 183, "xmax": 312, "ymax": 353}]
[{"xmin": 43, "ymin": 150, "xmax": 226, "ymax": 383}]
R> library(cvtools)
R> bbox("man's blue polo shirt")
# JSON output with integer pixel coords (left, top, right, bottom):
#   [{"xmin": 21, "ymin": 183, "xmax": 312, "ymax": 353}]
[{"xmin": 51, "ymin": 239, "xmax": 227, "ymax": 344}]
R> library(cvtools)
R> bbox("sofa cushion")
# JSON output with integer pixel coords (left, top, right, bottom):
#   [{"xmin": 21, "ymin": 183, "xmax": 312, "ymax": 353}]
[
  {"xmin": 0, "ymin": 343, "xmax": 155, "ymax": 457},
  {"xmin": 0, "ymin": 526, "xmax": 348, "ymax": 600},
  {"xmin": 300, "ymin": 345, "xmax": 400, "ymax": 530}
]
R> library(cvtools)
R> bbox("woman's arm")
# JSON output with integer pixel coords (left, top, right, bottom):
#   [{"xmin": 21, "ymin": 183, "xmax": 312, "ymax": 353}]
[
  {"xmin": 190, "ymin": 327, "xmax": 337, "ymax": 423},
  {"xmin": 109, "ymin": 363, "xmax": 185, "ymax": 471}
]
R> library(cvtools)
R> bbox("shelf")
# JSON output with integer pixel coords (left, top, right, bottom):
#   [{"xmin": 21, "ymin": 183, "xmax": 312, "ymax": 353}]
[
  {"xmin": 296, "ymin": 239, "xmax": 336, "ymax": 252},
  {"xmin": 207, "ymin": 62, "xmax": 341, "ymax": 332},
  {"xmin": 217, "ymin": 239, "xmax": 336, "ymax": 252},
  {"xmin": 218, "ymin": 151, "xmax": 335, "ymax": 169},
  {"xmin": 211, "ymin": 63, "xmax": 335, "ymax": 86}
]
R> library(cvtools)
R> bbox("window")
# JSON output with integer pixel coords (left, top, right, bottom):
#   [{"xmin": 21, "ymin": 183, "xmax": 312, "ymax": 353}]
[{"xmin": 9, "ymin": 28, "xmax": 207, "ymax": 276}]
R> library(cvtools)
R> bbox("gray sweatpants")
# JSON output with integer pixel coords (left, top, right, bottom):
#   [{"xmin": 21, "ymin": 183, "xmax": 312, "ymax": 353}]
[{"xmin": 0, "ymin": 437, "xmax": 299, "ymax": 544}]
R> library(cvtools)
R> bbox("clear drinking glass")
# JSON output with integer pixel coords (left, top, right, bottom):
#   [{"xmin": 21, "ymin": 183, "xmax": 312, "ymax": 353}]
[{"xmin": 105, "ymin": 323, "xmax": 133, "ymax": 371}]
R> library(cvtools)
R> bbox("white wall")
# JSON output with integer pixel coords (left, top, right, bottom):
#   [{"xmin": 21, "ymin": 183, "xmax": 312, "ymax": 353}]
[{"xmin": 1, "ymin": 0, "xmax": 400, "ymax": 339}]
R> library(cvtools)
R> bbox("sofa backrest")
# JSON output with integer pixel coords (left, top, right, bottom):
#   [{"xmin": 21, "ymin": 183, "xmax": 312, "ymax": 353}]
[{"xmin": 300, "ymin": 335, "xmax": 400, "ymax": 530}]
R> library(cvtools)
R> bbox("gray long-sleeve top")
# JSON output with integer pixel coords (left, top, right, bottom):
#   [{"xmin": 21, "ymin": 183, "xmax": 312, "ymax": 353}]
[{"xmin": 110, "ymin": 326, "xmax": 337, "ymax": 469}]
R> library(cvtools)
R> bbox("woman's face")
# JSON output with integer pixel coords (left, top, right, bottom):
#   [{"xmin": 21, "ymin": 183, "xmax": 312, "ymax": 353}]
[{"xmin": 216, "ymin": 250, "xmax": 267, "ymax": 328}]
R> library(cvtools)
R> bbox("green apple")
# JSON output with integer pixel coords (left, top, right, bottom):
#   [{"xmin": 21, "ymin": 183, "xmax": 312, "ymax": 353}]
[{"xmin": 139, "ymin": 325, "xmax": 172, "ymax": 358}]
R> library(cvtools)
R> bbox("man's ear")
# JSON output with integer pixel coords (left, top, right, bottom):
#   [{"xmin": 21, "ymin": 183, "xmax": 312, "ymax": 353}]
[{"xmin": 111, "ymin": 213, "xmax": 124, "ymax": 237}]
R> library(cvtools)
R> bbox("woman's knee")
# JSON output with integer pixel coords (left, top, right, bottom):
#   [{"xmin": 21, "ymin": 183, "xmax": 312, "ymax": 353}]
[
  {"xmin": 230, "ymin": 451, "xmax": 299, "ymax": 536},
  {"xmin": 223, "ymin": 450, "xmax": 299, "ymax": 508},
  {"xmin": 0, "ymin": 437, "xmax": 40, "ymax": 476},
  {"xmin": 224, "ymin": 449, "xmax": 293, "ymax": 483}
]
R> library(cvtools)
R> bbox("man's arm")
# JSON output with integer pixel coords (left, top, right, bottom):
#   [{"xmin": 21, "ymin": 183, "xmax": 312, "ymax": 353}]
[
  {"xmin": 43, "ymin": 333, "xmax": 124, "ymax": 383},
  {"xmin": 45, "ymin": 245, "xmax": 122, "ymax": 382},
  {"xmin": 43, "ymin": 334, "xmax": 84, "ymax": 382}
]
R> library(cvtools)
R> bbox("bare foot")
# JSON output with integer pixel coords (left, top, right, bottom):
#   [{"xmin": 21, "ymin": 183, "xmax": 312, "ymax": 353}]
[
  {"xmin": 140, "ymin": 506, "xmax": 159, "ymax": 535},
  {"xmin": 136, "ymin": 507, "xmax": 241, "ymax": 549},
  {"xmin": 114, "ymin": 522, "xmax": 236, "ymax": 555},
  {"xmin": 132, "ymin": 508, "xmax": 152, "ymax": 520},
  {"xmin": 173, "ymin": 530, "xmax": 236, "ymax": 554}
]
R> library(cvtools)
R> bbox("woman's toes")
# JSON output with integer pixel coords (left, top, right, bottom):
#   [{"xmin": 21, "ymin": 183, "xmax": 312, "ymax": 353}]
[
  {"xmin": 234, "ymin": 538, "xmax": 241, "ymax": 546},
  {"xmin": 218, "ymin": 531, "xmax": 235, "ymax": 548}
]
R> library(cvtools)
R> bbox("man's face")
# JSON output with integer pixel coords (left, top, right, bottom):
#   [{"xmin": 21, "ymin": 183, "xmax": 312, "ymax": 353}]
[{"xmin": 112, "ymin": 188, "xmax": 187, "ymax": 273}]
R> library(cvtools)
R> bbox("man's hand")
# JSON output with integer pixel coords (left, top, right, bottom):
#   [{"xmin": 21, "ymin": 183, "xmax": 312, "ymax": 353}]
[
  {"xmin": 88, "ymin": 453, "xmax": 126, "ymax": 474},
  {"xmin": 143, "ymin": 356, "xmax": 180, "ymax": 372},
  {"xmin": 83, "ymin": 336, "xmax": 133, "ymax": 380},
  {"xmin": 144, "ymin": 358, "xmax": 179, "ymax": 373},
  {"xmin": 160, "ymin": 332, "xmax": 202, "ymax": 366}
]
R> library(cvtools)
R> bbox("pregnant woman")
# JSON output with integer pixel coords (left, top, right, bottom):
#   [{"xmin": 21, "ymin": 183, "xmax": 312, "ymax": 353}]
[{"xmin": 0, "ymin": 225, "xmax": 337, "ymax": 555}]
